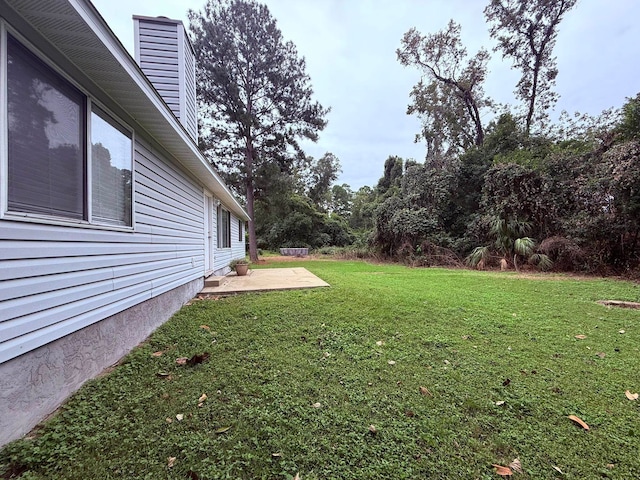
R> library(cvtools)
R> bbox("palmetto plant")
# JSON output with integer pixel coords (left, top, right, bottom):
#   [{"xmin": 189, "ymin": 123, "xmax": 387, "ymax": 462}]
[{"xmin": 466, "ymin": 216, "xmax": 552, "ymax": 271}]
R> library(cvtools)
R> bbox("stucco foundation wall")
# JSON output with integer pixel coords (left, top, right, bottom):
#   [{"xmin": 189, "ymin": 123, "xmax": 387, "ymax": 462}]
[{"xmin": 0, "ymin": 277, "xmax": 202, "ymax": 447}]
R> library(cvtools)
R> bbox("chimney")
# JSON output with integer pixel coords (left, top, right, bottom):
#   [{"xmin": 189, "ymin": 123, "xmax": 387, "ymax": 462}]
[{"xmin": 133, "ymin": 15, "xmax": 198, "ymax": 143}]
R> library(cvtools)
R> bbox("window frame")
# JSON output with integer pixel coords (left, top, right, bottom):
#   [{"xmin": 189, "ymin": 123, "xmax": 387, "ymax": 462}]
[
  {"xmin": 238, "ymin": 218, "xmax": 243, "ymax": 242},
  {"xmin": 0, "ymin": 21, "xmax": 135, "ymax": 232},
  {"xmin": 217, "ymin": 204, "xmax": 231, "ymax": 249}
]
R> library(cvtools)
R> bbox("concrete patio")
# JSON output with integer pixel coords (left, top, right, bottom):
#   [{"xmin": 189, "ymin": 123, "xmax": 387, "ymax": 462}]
[{"xmin": 199, "ymin": 267, "xmax": 330, "ymax": 295}]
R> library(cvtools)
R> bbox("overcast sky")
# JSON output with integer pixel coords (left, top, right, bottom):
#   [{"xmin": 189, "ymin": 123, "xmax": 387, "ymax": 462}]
[{"xmin": 92, "ymin": 0, "xmax": 640, "ymax": 190}]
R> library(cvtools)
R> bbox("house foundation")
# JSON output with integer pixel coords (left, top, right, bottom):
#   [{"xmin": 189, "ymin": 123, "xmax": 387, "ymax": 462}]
[{"xmin": 0, "ymin": 278, "xmax": 202, "ymax": 447}]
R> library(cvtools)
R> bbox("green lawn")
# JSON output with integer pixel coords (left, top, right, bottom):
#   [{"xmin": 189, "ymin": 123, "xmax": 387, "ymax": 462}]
[{"xmin": 2, "ymin": 260, "xmax": 639, "ymax": 479}]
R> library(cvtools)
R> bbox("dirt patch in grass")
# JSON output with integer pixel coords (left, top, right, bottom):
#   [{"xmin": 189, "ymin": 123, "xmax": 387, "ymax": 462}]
[{"xmin": 597, "ymin": 300, "xmax": 640, "ymax": 309}]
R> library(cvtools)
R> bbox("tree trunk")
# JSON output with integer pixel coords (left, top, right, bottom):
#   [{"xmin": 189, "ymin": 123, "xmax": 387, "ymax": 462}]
[
  {"xmin": 244, "ymin": 141, "xmax": 259, "ymax": 262},
  {"xmin": 246, "ymin": 179, "xmax": 258, "ymax": 262}
]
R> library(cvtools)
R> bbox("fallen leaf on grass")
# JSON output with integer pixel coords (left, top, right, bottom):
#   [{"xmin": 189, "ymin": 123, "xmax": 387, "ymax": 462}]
[
  {"xmin": 387, "ymin": 360, "xmax": 396, "ymax": 365},
  {"xmin": 596, "ymin": 352, "xmax": 606, "ymax": 359},
  {"xmin": 368, "ymin": 424, "xmax": 377, "ymax": 435},
  {"xmin": 376, "ymin": 340, "xmax": 384, "ymax": 346},
  {"xmin": 568, "ymin": 415, "xmax": 589, "ymax": 430},
  {"xmin": 419, "ymin": 386, "xmax": 432, "ymax": 397},
  {"xmin": 574, "ymin": 334, "xmax": 587, "ymax": 340},
  {"xmin": 293, "ymin": 474, "xmax": 301, "ymax": 480},
  {"xmin": 312, "ymin": 402, "xmax": 321, "ymax": 408},
  {"xmin": 495, "ymin": 400, "xmax": 505, "ymax": 406},
  {"xmin": 509, "ymin": 458, "xmax": 522, "ymax": 473},
  {"xmin": 199, "ymin": 325, "xmax": 210, "ymax": 331},
  {"xmin": 271, "ymin": 452, "xmax": 282, "ymax": 458},
  {"xmin": 156, "ymin": 371, "xmax": 171, "ymax": 377},
  {"xmin": 492, "ymin": 464, "xmax": 513, "ymax": 476},
  {"xmin": 552, "ymin": 465, "xmax": 563, "ymax": 474},
  {"xmin": 175, "ymin": 357, "xmax": 188, "ymax": 365},
  {"xmin": 215, "ymin": 426, "xmax": 232, "ymax": 434},
  {"xmin": 619, "ymin": 329, "xmax": 625, "ymax": 334},
  {"xmin": 176, "ymin": 414, "xmax": 184, "ymax": 422},
  {"xmin": 167, "ymin": 457, "xmax": 176, "ymax": 468},
  {"xmin": 502, "ymin": 378, "xmax": 511, "ymax": 386},
  {"xmin": 625, "ymin": 390, "xmax": 638, "ymax": 400},
  {"xmin": 198, "ymin": 393, "xmax": 208, "ymax": 403},
  {"xmin": 151, "ymin": 351, "xmax": 164, "ymax": 357},
  {"xmin": 165, "ymin": 417, "xmax": 172, "ymax": 424}
]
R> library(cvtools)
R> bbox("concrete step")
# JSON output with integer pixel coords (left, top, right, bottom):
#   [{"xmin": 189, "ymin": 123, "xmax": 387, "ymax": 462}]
[{"xmin": 204, "ymin": 276, "xmax": 224, "ymax": 287}]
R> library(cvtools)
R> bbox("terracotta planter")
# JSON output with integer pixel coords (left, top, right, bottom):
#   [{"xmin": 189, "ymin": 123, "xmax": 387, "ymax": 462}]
[{"xmin": 235, "ymin": 263, "xmax": 249, "ymax": 276}]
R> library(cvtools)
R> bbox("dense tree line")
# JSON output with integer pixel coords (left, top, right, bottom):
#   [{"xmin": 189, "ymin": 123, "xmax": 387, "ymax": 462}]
[
  {"xmin": 190, "ymin": 0, "xmax": 640, "ymax": 273},
  {"xmin": 369, "ymin": 97, "xmax": 640, "ymax": 273}
]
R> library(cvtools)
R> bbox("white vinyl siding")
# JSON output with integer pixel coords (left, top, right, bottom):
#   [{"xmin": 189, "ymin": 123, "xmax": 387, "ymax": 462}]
[
  {"xmin": 134, "ymin": 17, "xmax": 198, "ymax": 143},
  {"xmin": 0, "ymin": 136, "xmax": 205, "ymax": 364},
  {"xmin": 182, "ymin": 31, "xmax": 197, "ymax": 140},
  {"xmin": 213, "ymin": 209, "xmax": 246, "ymax": 273}
]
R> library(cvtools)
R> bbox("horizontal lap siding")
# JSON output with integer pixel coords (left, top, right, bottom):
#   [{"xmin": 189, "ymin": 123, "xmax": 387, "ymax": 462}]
[
  {"xmin": 213, "ymin": 211, "xmax": 245, "ymax": 273},
  {"xmin": 0, "ymin": 137, "xmax": 205, "ymax": 364},
  {"xmin": 137, "ymin": 21, "xmax": 181, "ymax": 122}
]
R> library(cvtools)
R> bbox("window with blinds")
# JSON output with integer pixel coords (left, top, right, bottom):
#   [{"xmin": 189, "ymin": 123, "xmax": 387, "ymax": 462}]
[{"xmin": 4, "ymin": 32, "xmax": 133, "ymax": 228}]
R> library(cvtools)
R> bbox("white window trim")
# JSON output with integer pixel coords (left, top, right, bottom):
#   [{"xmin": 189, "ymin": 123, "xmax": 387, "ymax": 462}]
[{"xmin": 0, "ymin": 19, "xmax": 136, "ymax": 232}]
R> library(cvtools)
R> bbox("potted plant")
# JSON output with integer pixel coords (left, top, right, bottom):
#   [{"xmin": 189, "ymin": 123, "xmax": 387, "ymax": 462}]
[{"xmin": 230, "ymin": 258, "xmax": 250, "ymax": 276}]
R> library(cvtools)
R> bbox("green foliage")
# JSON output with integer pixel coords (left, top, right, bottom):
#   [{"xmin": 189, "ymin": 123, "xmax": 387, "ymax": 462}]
[
  {"xmin": 3, "ymin": 260, "xmax": 640, "ymax": 479},
  {"xmin": 304, "ymin": 153, "xmax": 342, "ymax": 211},
  {"xmin": 481, "ymin": 163, "xmax": 555, "ymax": 238},
  {"xmin": 255, "ymin": 193, "xmax": 353, "ymax": 249},
  {"xmin": 330, "ymin": 183, "xmax": 353, "ymax": 219},
  {"xmin": 617, "ymin": 92, "xmax": 640, "ymax": 141},
  {"xmin": 229, "ymin": 258, "xmax": 249, "ymax": 270},
  {"xmin": 467, "ymin": 215, "xmax": 552, "ymax": 272},
  {"xmin": 376, "ymin": 156, "xmax": 404, "ymax": 195},
  {"xmin": 349, "ymin": 186, "xmax": 377, "ymax": 231},
  {"xmin": 465, "ymin": 245, "xmax": 490, "ymax": 268}
]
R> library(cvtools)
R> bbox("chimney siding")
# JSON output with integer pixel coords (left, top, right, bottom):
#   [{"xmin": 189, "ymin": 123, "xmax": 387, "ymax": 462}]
[{"xmin": 133, "ymin": 16, "xmax": 198, "ymax": 143}]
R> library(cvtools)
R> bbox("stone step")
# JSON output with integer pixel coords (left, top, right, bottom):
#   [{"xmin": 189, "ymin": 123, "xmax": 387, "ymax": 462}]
[{"xmin": 204, "ymin": 276, "xmax": 224, "ymax": 287}]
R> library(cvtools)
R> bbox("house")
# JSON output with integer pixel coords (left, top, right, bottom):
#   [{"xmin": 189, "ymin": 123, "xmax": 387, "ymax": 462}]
[{"xmin": 0, "ymin": 0, "xmax": 249, "ymax": 446}]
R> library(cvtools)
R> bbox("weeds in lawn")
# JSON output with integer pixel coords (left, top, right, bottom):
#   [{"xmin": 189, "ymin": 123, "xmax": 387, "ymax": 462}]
[{"xmin": 1, "ymin": 261, "xmax": 639, "ymax": 479}]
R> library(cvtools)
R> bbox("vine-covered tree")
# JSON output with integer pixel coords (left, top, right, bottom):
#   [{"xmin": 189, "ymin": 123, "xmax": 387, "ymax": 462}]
[
  {"xmin": 397, "ymin": 20, "xmax": 492, "ymax": 156},
  {"xmin": 485, "ymin": 0, "xmax": 577, "ymax": 136},
  {"xmin": 189, "ymin": 0, "xmax": 329, "ymax": 261}
]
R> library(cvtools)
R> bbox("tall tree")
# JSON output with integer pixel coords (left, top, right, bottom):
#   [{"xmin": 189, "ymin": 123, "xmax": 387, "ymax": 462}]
[
  {"xmin": 330, "ymin": 183, "xmax": 353, "ymax": 219},
  {"xmin": 305, "ymin": 152, "xmax": 341, "ymax": 211},
  {"xmin": 485, "ymin": 0, "xmax": 577, "ymax": 136},
  {"xmin": 397, "ymin": 21, "xmax": 492, "ymax": 155},
  {"xmin": 189, "ymin": 0, "xmax": 329, "ymax": 261}
]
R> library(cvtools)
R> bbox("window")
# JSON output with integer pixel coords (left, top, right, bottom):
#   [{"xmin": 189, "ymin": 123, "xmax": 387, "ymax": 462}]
[
  {"xmin": 217, "ymin": 205, "xmax": 230, "ymax": 248},
  {"xmin": 7, "ymin": 34, "xmax": 85, "ymax": 219},
  {"xmin": 4, "ymin": 32, "xmax": 133, "ymax": 228},
  {"xmin": 238, "ymin": 219, "xmax": 243, "ymax": 242},
  {"xmin": 91, "ymin": 107, "xmax": 132, "ymax": 226}
]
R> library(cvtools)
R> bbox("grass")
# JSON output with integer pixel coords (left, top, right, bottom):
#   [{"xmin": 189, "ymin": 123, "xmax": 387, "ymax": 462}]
[{"xmin": 2, "ymin": 260, "xmax": 640, "ymax": 479}]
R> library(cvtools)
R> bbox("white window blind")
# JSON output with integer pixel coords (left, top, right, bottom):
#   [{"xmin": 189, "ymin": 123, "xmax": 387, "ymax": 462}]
[{"xmin": 7, "ymin": 34, "xmax": 85, "ymax": 219}]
